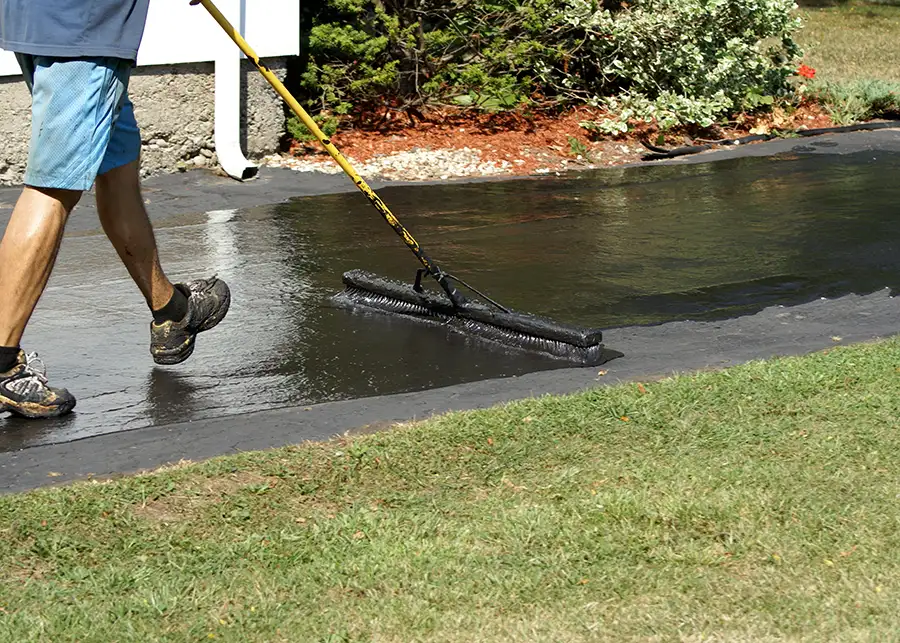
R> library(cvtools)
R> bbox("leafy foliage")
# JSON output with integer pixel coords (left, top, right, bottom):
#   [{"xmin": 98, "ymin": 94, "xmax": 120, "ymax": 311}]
[
  {"xmin": 294, "ymin": 0, "xmax": 803, "ymax": 131},
  {"xmin": 806, "ymin": 79, "xmax": 900, "ymax": 124}
]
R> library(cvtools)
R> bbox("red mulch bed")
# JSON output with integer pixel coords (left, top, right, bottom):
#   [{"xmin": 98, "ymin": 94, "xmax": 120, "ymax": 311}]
[{"xmin": 285, "ymin": 102, "xmax": 838, "ymax": 175}]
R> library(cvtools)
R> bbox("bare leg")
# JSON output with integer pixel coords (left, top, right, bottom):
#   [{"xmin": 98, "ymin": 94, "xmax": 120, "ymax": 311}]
[
  {"xmin": 95, "ymin": 159, "xmax": 175, "ymax": 311},
  {"xmin": 96, "ymin": 159, "xmax": 230, "ymax": 366},
  {"xmin": 0, "ymin": 187, "xmax": 81, "ymax": 347}
]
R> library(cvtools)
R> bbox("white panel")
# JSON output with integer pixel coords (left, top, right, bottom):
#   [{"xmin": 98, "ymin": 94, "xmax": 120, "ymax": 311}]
[
  {"xmin": 136, "ymin": 0, "xmax": 235, "ymax": 66},
  {"xmin": 0, "ymin": 51, "xmax": 18, "ymax": 77},
  {"xmin": 0, "ymin": 0, "xmax": 300, "ymax": 76},
  {"xmin": 244, "ymin": 0, "xmax": 300, "ymax": 57},
  {"xmin": 138, "ymin": 0, "xmax": 300, "ymax": 66}
]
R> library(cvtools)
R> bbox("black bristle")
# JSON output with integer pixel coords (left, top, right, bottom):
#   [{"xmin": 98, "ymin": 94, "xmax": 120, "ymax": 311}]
[
  {"xmin": 336, "ymin": 286, "xmax": 440, "ymax": 318},
  {"xmin": 331, "ymin": 272, "xmax": 610, "ymax": 366}
]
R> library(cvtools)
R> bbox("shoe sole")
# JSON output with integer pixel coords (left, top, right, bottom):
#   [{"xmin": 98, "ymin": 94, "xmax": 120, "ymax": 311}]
[
  {"xmin": 0, "ymin": 394, "xmax": 76, "ymax": 419},
  {"xmin": 153, "ymin": 339, "xmax": 196, "ymax": 366},
  {"xmin": 152, "ymin": 288, "xmax": 231, "ymax": 366}
]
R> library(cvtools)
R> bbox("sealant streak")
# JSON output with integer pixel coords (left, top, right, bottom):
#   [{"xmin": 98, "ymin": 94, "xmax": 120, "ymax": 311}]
[{"xmin": 3, "ymin": 149, "xmax": 900, "ymax": 448}]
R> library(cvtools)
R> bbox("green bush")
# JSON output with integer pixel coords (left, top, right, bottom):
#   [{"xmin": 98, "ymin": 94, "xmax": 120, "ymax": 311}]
[
  {"xmin": 569, "ymin": 0, "xmax": 802, "ymax": 130},
  {"xmin": 296, "ymin": 0, "xmax": 803, "ymax": 131},
  {"xmin": 287, "ymin": 113, "xmax": 339, "ymax": 143},
  {"xmin": 807, "ymin": 79, "xmax": 900, "ymax": 124}
]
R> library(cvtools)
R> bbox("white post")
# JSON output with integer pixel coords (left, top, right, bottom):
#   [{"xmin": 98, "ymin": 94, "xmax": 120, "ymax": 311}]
[{"xmin": 214, "ymin": 0, "xmax": 258, "ymax": 181}]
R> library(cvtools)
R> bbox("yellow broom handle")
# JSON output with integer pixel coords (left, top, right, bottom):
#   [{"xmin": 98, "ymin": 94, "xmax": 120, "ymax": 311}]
[{"xmin": 191, "ymin": 0, "xmax": 464, "ymax": 304}]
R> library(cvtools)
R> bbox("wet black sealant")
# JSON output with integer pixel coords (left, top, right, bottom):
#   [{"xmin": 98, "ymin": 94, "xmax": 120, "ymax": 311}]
[{"xmin": 2, "ymin": 147, "xmax": 900, "ymax": 451}]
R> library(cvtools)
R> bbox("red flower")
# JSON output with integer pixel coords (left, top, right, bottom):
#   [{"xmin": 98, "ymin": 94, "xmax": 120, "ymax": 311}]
[{"xmin": 797, "ymin": 64, "xmax": 816, "ymax": 79}]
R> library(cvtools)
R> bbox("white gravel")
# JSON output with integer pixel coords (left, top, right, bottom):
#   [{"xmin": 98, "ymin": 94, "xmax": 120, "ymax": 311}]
[{"xmin": 261, "ymin": 147, "xmax": 517, "ymax": 181}]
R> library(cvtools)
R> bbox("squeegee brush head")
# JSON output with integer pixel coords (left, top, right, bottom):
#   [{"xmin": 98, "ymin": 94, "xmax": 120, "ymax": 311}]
[{"xmin": 332, "ymin": 270, "xmax": 610, "ymax": 366}]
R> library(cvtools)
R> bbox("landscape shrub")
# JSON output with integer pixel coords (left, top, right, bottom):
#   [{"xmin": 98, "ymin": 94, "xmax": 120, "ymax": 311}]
[
  {"xmin": 293, "ymin": 0, "xmax": 803, "ymax": 132},
  {"xmin": 806, "ymin": 79, "xmax": 900, "ymax": 124}
]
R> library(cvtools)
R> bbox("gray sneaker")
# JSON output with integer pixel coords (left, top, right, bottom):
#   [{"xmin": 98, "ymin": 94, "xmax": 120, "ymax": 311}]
[
  {"xmin": 0, "ymin": 351, "xmax": 76, "ymax": 418},
  {"xmin": 150, "ymin": 276, "xmax": 231, "ymax": 365}
]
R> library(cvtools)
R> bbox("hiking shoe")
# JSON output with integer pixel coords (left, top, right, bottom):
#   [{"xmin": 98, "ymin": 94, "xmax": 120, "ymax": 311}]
[
  {"xmin": 150, "ymin": 276, "xmax": 231, "ymax": 365},
  {"xmin": 0, "ymin": 351, "xmax": 76, "ymax": 419}
]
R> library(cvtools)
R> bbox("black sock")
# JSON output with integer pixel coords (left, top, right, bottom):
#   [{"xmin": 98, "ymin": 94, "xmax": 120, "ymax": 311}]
[
  {"xmin": 152, "ymin": 285, "xmax": 189, "ymax": 324},
  {"xmin": 0, "ymin": 345, "xmax": 20, "ymax": 373}
]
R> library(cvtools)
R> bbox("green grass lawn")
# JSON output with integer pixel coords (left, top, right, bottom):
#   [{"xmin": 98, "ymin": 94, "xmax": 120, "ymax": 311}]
[
  {"xmin": 797, "ymin": 3, "xmax": 900, "ymax": 83},
  {"xmin": 793, "ymin": 2, "xmax": 900, "ymax": 123},
  {"xmin": 3, "ymin": 337, "xmax": 900, "ymax": 641}
]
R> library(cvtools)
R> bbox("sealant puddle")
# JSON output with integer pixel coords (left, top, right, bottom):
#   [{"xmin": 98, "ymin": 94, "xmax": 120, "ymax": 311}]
[{"xmin": 2, "ymin": 149, "xmax": 899, "ymax": 450}]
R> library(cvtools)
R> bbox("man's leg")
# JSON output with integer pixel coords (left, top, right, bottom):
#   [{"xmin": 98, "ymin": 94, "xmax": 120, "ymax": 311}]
[
  {"xmin": 95, "ymin": 97, "xmax": 231, "ymax": 366},
  {"xmin": 1, "ymin": 55, "xmax": 135, "ymax": 418},
  {"xmin": 0, "ymin": 187, "xmax": 80, "ymax": 418},
  {"xmin": 95, "ymin": 159, "xmax": 176, "ymax": 312},
  {"xmin": 0, "ymin": 187, "xmax": 81, "ymax": 348}
]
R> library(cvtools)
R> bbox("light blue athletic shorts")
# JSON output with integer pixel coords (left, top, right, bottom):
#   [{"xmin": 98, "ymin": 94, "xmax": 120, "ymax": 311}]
[{"xmin": 15, "ymin": 54, "xmax": 142, "ymax": 191}]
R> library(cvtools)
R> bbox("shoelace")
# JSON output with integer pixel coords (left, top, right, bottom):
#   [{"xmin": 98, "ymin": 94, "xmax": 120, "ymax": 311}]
[
  {"xmin": 188, "ymin": 275, "xmax": 219, "ymax": 296},
  {"xmin": 21, "ymin": 352, "xmax": 49, "ymax": 385}
]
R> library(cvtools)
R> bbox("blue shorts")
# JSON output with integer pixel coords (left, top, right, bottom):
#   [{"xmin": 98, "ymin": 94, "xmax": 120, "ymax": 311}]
[{"xmin": 16, "ymin": 54, "xmax": 142, "ymax": 191}]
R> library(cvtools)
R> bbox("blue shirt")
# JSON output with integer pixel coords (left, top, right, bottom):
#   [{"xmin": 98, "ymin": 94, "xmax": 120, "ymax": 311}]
[{"xmin": 0, "ymin": 0, "xmax": 150, "ymax": 61}]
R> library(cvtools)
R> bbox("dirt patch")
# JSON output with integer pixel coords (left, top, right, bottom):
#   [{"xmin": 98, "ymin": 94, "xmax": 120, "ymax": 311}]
[
  {"xmin": 199, "ymin": 471, "xmax": 278, "ymax": 498},
  {"xmin": 131, "ymin": 471, "xmax": 281, "ymax": 523},
  {"xmin": 3, "ymin": 556, "xmax": 52, "ymax": 583},
  {"xmin": 132, "ymin": 500, "xmax": 184, "ymax": 524}
]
